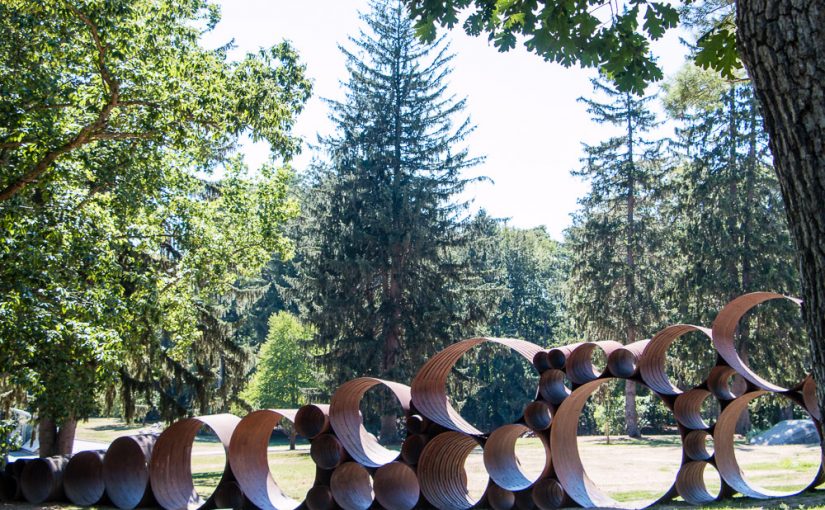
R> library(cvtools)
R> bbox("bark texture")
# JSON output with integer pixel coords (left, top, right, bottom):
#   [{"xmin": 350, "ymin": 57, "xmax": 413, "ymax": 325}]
[{"xmin": 737, "ymin": 0, "xmax": 825, "ymax": 438}]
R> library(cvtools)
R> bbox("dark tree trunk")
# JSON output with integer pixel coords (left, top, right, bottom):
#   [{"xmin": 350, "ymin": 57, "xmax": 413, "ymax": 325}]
[
  {"xmin": 737, "ymin": 0, "xmax": 825, "ymax": 446},
  {"xmin": 38, "ymin": 418, "xmax": 57, "ymax": 458},
  {"xmin": 56, "ymin": 417, "xmax": 77, "ymax": 455}
]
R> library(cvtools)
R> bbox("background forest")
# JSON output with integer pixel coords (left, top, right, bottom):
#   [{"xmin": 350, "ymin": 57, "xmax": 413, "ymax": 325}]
[{"xmin": 0, "ymin": 0, "xmax": 811, "ymax": 458}]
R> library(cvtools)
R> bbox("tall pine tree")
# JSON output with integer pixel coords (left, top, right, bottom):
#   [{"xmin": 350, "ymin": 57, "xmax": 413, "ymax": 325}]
[
  {"xmin": 566, "ymin": 79, "xmax": 665, "ymax": 438},
  {"xmin": 663, "ymin": 66, "xmax": 803, "ymax": 431},
  {"xmin": 294, "ymin": 0, "xmax": 493, "ymax": 440}
]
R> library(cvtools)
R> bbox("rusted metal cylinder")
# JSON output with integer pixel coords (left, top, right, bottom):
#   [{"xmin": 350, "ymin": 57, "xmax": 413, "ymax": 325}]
[
  {"xmin": 411, "ymin": 337, "xmax": 542, "ymax": 435},
  {"xmin": 675, "ymin": 461, "xmax": 719, "ymax": 505},
  {"xmin": 564, "ymin": 341, "xmax": 623, "ymax": 385},
  {"xmin": 149, "ymin": 413, "xmax": 240, "ymax": 510},
  {"xmin": 374, "ymin": 461, "xmax": 419, "ymax": 510},
  {"xmin": 538, "ymin": 369, "xmax": 569, "ymax": 405},
  {"xmin": 104, "ymin": 434, "xmax": 158, "ymax": 509},
  {"xmin": 523, "ymin": 401, "xmax": 552, "ymax": 431},
  {"xmin": 295, "ymin": 404, "xmax": 330, "ymax": 440},
  {"xmin": 514, "ymin": 488, "xmax": 536, "ymax": 510},
  {"xmin": 311, "ymin": 433, "xmax": 348, "ymax": 470},
  {"xmin": 551, "ymin": 378, "xmax": 677, "ymax": 508},
  {"xmin": 64, "ymin": 450, "xmax": 107, "ymax": 506},
  {"xmin": 400, "ymin": 433, "xmax": 429, "ymax": 465},
  {"xmin": 406, "ymin": 414, "xmax": 426, "ymax": 435},
  {"xmin": 12, "ymin": 458, "xmax": 30, "ymax": 478},
  {"xmin": 532, "ymin": 351, "xmax": 552, "ymax": 374},
  {"xmin": 305, "ymin": 485, "xmax": 336, "ymax": 510},
  {"xmin": 712, "ymin": 391, "xmax": 822, "ymax": 498},
  {"xmin": 683, "ymin": 430, "xmax": 713, "ymax": 462},
  {"xmin": 706, "ymin": 365, "xmax": 742, "ymax": 401},
  {"xmin": 20, "ymin": 454, "xmax": 69, "ymax": 503},
  {"xmin": 712, "ymin": 292, "xmax": 801, "ymax": 392},
  {"xmin": 487, "ymin": 483, "xmax": 515, "ymax": 510},
  {"xmin": 545, "ymin": 343, "xmax": 584, "ymax": 370},
  {"xmin": 606, "ymin": 339, "xmax": 649, "ymax": 378},
  {"xmin": 417, "ymin": 431, "xmax": 487, "ymax": 510},
  {"xmin": 330, "ymin": 462, "xmax": 374, "ymax": 510},
  {"xmin": 673, "ymin": 389, "xmax": 715, "ymax": 430},
  {"xmin": 484, "ymin": 424, "xmax": 550, "ymax": 492},
  {"xmin": 638, "ymin": 324, "xmax": 712, "ymax": 395},
  {"xmin": 329, "ymin": 377, "xmax": 411, "ymax": 467},
  {"xmin": 228, "ymin": 409, "xmax": 300, "ymax": 510},
  {"xmin": 212, "ymin": 480, "xmax": 245, "ymax": 510},
  {"xmin": 531, "ymin": 478, "xmax": 567, "ymax": 510}
]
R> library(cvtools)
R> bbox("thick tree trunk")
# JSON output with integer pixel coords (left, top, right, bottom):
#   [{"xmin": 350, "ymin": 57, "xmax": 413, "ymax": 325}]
[
  {"xmin": 56, "ymin": 417, "xmax": 77, "ymax": 455},
  {"xmin": 624, "ymin": 381, "xmax": 640, "ymax": 438},
  {"xmin": 38, "ymin": 418, "xmax": 57, "ymax": 458},
  {"xmin": 737, "ymin": 0, "xmax": 825, "ymax": 446}
]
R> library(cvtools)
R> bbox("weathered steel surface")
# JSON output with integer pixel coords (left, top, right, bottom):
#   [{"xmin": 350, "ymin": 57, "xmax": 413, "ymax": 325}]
[
  {"xmin": 227, "ymin": 409, "xmax": 301, "ymax": 510},
  {"xmin": 411, "ymin": 337, "xmax": 542, "ymax": 435},
  {"xmin": 21, "ymin": 455, "xmax": 69, "ymax": 503},
  {"xmin": 103, "ymin": 434, "xmax": 157, "ymax": 509},
  {"xmin": 25, "ymin": 292, "xmax": 825, "ymax": 510},
  {"xmin": 64, "ymin": 450, "xmax": 107, "ymax": 506},
  {"xmin": 149, "ymin": 413, "xmax": 240, "ymax": 510},
  {"xmin": 329, "ymin": 377, "xmax": 411, "ymax": 467}
]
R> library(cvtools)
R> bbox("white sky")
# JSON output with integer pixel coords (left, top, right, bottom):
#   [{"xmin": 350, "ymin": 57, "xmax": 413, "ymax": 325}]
[{"xmin": 201, "ymin": 1, "xmax": 689, "ymax": 240}]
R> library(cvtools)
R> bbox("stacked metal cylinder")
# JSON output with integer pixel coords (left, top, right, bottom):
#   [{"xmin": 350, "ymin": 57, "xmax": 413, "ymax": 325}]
[{"xmin": 1, "ymin": 291, "xmax": 822, "ymax": 510}]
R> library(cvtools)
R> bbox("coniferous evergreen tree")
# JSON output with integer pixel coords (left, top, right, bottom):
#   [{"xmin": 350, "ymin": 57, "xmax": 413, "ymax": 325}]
[
  {"xmin": 663, "ymin": 67, "xmax": 804, "ymax": 431},
  {"xmin": 566, "ymin": 79, "xmax": 665, "ymax": 438},
  {"xmin": 294, "ymin": 0, "xmax": 493, "ymax": 440}
]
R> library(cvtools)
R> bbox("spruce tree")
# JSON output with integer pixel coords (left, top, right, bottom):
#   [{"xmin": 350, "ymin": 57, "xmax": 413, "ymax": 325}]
[
  {"xmin": 294, "ymin": 0, "xmax": 492, "ymax": 440},
  {"xmin": 566, "ymin": 79, "xmax": 665, "ymax": 438},
  {"xmin": 663, "ymin": 68, "xmax": 803, "ymax": 431}
]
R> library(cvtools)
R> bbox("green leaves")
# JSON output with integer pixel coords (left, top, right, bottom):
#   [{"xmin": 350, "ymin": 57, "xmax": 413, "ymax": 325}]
[{"xmin": 695, "ymin": 16, "xmax": 742, "ymax": 80}]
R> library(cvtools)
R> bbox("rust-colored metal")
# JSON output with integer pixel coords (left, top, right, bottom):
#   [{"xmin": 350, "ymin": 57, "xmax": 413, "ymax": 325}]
[
  {"xmin": 713, "ymin": 391, "xmax": 822, "ymax": 498},
  {"xmin": 296, "ymin": 404, "xmax": 330, "ymax": 440},
  {"xmin": 212, "ymin": 480, "xmax": 245, "ymax": 510},
  {"xmin": 531, "ymin": 478, "xmax": 567, "ymax": 510},
  {"xmin": 228, "ymin": 409, "xmax": 301, "ymax": 510},
  {"xmin": 523, "ymin": 401, "xmax": 552, "ymax": 431},
  {"xmin": 484, "ymin": 424, "xmax": 550, "ymax": 491},
  {"xmin": 706, "ymin": 365, "xmax": 741, "ymax": 400},
  {"xmin": 606, "ymin": 340, "xmax": 649, "ymax": 378},
  {"xmin": 565, "ymin": 341, "xmax": 623, "ymax": 385},
  {"xmin": 329, "ymin": 377, "xmax": 411, "ymax": 467},
  {"xmin": 411, "ymin": 337, "xmax": 542, "ymax": 435},
  {"xmin": 682, "ymin": 430, "xmax": 713, "ymax": 462},
  {"xmin": 712, "ymin": 292, "xmax": 801, "ymax": 392},
  {"xmin": 400, "ymin": 433, "xmax": 429, "ymax": 465},
  {"xmin": 486, "ymin": 483, "xmax": 515, "ymax": 510},
  {"xmin": 514, "ymin": 488, "xmax": 536, "ymax": 510},
  {"xmin": 675, "ymin": 461, "xmax": 719, "ymax": 505},
  {"xmin": 406, "ymin": 414, "xmax": 426, "ymax": 435},
  {"xmin": 310, "ymin": 433, "xmax": 348, "ymax": 470},
  {"xmin": 104, "ymin": 434, "xmax": 158, "ymax": 509},
  {"xmin": 538, "ymin": 369, "xmax": 570, "ymax": 405},
  {"xmin": 673, "ymin": 389, "xmax": 714, "ymax": 430},
  {"xmin": 374, "ymin": 461, "xmax": 419, "ymax": 510},
  {"xmin": 64, "ymin": 450, "xmax": 107, "ymax": 506},
  {"xmin": 545, "ymin": 343, "xmax": 584, "ymax": 370},
  {"xmin": 305, "ymin": 485, "xmax": 336, "ymax": 510},
  {"xmin": 639, "ymin": 324, "xmax": 712, "ymax": 395},
  {"xmin": 417, "ymin": 431, "xmax": 487, "ymax": 510},
  {"xmin": 330, "ymin": 462, "xmax": 373, "ymax": 510},
  {"xmin": 551, "ymin": 378, "xmax": 676, "ymax": 508},
  {"xmin": 802, "ymin": 375, "xmax": 822, "ymax": 421},
  {"xmin": 149, "ymin": 413, "xmax": 240, "ymax": 510},
  {"xmin": 20, "ymin": 455, "xmax": 69, "ymax": 504}
]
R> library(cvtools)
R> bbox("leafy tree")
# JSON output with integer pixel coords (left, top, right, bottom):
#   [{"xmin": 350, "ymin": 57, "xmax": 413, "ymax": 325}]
[
  {"xmin": 0, "ymin": 0, "xmax": 309, "ymax": 455},
  {"xmin": 294, "ymin": 0, "xmax": 495, "ymax": 440},
  {"xmin": 404, "ymin": 0, "xmax": 825, "ymax": 439},
  {"xmin": 565, "ymin": 79, "xmax": 665, "ymax": 437},
  {"xmin": 491, "ymin": 225, "xmax": 569, "ymax": 344},
  {"xmin": 241, "ymin": 312, "xmax": 318, "ymax": 410},
  {"xmin": 662, "ymin": 66, "xmax": 803, "ymax": 431}
]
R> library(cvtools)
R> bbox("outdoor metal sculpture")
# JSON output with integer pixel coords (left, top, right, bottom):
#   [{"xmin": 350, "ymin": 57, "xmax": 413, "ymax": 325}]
[{"xmin": 4, "ymin": 291, "xmax": 823, "ymax": 510}]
